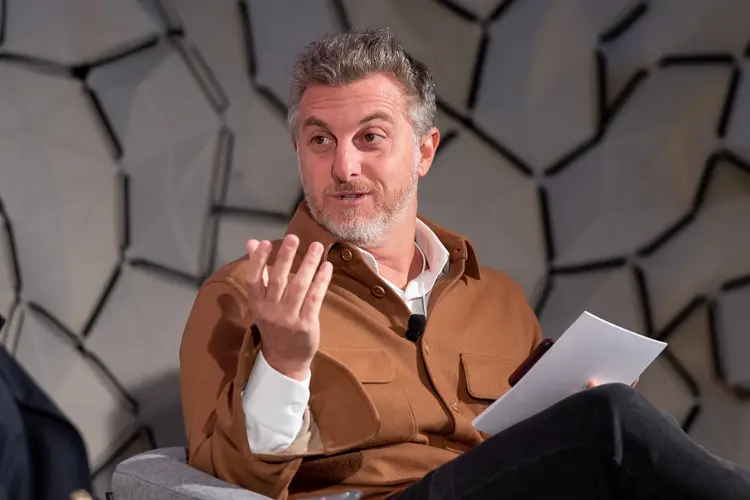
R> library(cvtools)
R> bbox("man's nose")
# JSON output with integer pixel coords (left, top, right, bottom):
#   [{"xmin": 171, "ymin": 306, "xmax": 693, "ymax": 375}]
[{"xmin": 332, "ymin": 143, "xmax": 362, "ymax": 182}]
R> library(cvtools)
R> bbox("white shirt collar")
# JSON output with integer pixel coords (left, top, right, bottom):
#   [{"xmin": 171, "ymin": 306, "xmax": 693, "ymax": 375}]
[{"xmin": 355, "ymin": 220, "xmax": 450, "ymax": 302}]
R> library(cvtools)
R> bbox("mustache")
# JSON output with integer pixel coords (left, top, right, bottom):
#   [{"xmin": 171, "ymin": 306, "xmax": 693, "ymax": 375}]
[{"xmin": 324, "ymin": 182, "xmax": 374, "ymax": 195}]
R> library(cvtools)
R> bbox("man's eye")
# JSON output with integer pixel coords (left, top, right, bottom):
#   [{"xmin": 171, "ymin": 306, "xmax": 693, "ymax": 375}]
[
  {"xmin": 312, "ymin": 136, "xmax": 329, "ymax": 145},
  {"xmin": 363, "ymin": 133, "xmax": 381, "ymax": 142}
]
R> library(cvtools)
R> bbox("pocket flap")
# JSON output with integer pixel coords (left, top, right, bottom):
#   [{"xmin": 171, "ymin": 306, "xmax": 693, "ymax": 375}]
[
  {"xmin": 324, "ymin": 348, "xmax": 394, "ymax": 384},
  {"xmin": 460, "ymin": 353, "xmax": 515, "ymax": 400}
]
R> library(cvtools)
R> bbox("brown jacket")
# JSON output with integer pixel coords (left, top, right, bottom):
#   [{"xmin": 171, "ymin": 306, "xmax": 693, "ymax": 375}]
[{"xmin": 179, "ymin": 204, "xmax": 542, "ymax": 500}]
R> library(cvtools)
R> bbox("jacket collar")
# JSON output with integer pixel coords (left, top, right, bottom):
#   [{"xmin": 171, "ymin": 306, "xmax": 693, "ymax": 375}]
[{"xmin": 282, "ymin": 202, "xmax": 482, "ymax": 280}]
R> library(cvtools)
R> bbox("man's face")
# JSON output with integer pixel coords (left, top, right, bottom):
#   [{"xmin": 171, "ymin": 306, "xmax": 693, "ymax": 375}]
[{"xmin": 294, "ymin": 74, "xmax": 436, "ymax": 247}]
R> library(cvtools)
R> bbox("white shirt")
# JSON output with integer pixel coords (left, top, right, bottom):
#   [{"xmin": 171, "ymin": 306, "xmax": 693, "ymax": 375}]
[{"xmin": 242, "ymin": 220, "xmax": 450, "ymax": 454}]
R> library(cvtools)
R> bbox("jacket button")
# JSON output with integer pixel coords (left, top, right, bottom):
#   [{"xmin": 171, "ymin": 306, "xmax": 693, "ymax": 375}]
[
  {"xmin": 423, "ymin": 344, "xmax": 430, "ymax": 355},
  {"xmin": 341, "ymin": 248, "xmax": 353, "ymax": 262},
  {"xmin": 371, "ymin": 285, "xmax": 386, "ymax": 298},
  {"xmin": 450, "ymin": 401, "xmax": 461, "ymax": 413}
]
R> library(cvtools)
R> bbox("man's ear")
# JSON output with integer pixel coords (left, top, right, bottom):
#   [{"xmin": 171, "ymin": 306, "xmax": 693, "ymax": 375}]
[
  {"xmin": 292, "ymin": 136, "xmax": 299, "ymax": 152},
  {"xmin": 417, "ymin": 127, "xmax": 440, "ymax": 177}
]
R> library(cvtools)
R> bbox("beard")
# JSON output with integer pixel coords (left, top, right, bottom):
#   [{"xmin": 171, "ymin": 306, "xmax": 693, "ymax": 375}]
[{"xmin": 301, "ymin": 157, "xmax": 419, "ymax": 248}]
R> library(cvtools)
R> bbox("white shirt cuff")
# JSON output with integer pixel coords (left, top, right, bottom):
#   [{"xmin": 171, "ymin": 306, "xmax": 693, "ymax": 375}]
[{"xmin": 241, "ymin": 350, "xmax": 310, "ymax": 454}]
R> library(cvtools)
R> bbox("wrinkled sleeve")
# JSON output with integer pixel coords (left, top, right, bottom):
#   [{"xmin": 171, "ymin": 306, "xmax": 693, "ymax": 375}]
[
  {"xmin": 179, "ymin": 280, "xmax": 308, "ymax": 499},
  {"xmin": 180, "ymin": 275, "xmax": 380, "ymax": 500},
  {"xmin": 180, "ymin": 274, "xmax": 381, "ymax": 499}
]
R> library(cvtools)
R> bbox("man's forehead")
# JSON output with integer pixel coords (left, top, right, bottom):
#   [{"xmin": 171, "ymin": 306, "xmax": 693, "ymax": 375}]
[
  {"xmin": 306, "ymin": 73, "xmax": 406, "ymax": 97},
  {"xmin": 299, "ymin": 78, "xmax": 409, "ymax": 129},
  {"xmin": 303, "ymin": 75, "xmax": 407, "ymax": 105}
]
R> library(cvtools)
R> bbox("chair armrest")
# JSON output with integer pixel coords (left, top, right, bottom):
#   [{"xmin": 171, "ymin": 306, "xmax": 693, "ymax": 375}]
[
  {"xmin": 112, "ymin": 447, "xmax": 271, "ymax": 500},
  {"xmin": 112, "ymin": 447, "xmax": 361, "ymax": 500}
]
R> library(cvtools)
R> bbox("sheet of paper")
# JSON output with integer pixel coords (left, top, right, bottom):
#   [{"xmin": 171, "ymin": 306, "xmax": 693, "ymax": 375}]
[{"xmin": 472, "ymin": 311, "xmax": 667, "ymax": 436}]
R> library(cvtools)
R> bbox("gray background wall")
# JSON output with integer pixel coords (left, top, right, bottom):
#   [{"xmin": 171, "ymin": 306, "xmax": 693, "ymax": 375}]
[{"xmin": 0, "ymin": 0, "xmax": 749, "ymax": 497}]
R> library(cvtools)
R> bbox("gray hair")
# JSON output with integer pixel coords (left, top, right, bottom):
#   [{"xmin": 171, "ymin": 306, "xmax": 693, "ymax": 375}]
[{"xmin": 287, "ymin": 27, "xmax": 437, "ymax": 139}]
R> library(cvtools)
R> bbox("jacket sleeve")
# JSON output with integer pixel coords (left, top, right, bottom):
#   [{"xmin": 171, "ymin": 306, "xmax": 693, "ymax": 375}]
[
  {"xmin": 179, "ymin": 276, "xmax": 380, "ymax": 500},
  {"xmin": 179, "ymin": 279, "xmax": 304, "ymax": 498}
]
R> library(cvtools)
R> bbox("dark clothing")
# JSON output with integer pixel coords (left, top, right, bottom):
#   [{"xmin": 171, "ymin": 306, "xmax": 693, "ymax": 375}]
[
  {"xmin": 0, "ymin": 344, "xmax": 92, "ymax": 500},
  {"xmin": 391, "ymin": 384, "xmax": 750, "ymax": 500}
]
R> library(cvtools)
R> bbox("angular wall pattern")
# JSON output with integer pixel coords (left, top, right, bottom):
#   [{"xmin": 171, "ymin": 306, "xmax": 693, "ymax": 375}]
[{"xmin": 0, "ymin": 1, "xmax": 749, "ymax": 497}]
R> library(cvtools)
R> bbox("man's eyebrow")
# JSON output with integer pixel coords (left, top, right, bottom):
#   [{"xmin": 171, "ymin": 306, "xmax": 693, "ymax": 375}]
[
  {"xmin": 360, "ymin": 112, "xmax": 393, "ymax": 124},
  {"xmin": 302, "ymin": 117, "xmax": 330, "ymax": 130},
  {"xmin": 301, "ymin": 112, "xmax": 393, "ymax": 131}
]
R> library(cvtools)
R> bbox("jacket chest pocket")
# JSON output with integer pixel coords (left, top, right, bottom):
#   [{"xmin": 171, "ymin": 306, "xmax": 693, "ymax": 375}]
[
  {"xmin": 325, "ymin": 348, "xmax": 417, "ymax": 444},
  {"xmin": 459, "ymin": 353, "xmax": 516, "ymax": 406}
]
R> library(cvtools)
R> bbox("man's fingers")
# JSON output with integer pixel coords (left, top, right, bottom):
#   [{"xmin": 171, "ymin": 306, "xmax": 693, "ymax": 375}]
[
  {"xmin": 246, "ymin": 239, "xmax": 260, "ymax": 254},
  {"xmin": 284, "ymin": 242, "xmax": 325, "ymax": 314},
  {"xmin": 245, "ymin": 239, "xmax": 272, "ymax": 300},
  {"xmin": 300, "ymin": 261, "xmax": 333, "ymax": 323},
  {"xmin": 266, "ymin": 235, "xmax": 299, "ymax": 302}
]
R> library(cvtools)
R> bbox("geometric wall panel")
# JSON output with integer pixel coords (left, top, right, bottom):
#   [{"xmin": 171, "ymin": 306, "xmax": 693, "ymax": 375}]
[
  {"xmin": 419, "ymin": 111, "xmax": 545, "ymax": 297},
  {"xmin": 0, "ymin": 207, "xmax": 16, "ymax": 320},
  {"xmin": 91, "ymin": 428, "xmax": 154, "ymax": 499},
  {"xmin": 665, "ymin": 305, "xmax": 750, "ymax": 468},
  {"xmin": 0, "ymin": 63, "xmax": 121, "ymax": 334},
  {"xmin": 344, "ymin": 0, "xmax": 482, "ymax": 113},
  {"xmin": 472, "ymin": 0, "xmax": 633, "ymax": 170},
  {"xmin": 246, "ymin": 0, "xmax": 340, "ymax": 108},
  {"xmin": 636, "ymin": 355, "xmax": 697, "ymax": 429},
  {"xmin": 725, "ymin": 59, "xmax": 750, "ymax": 163},
  {"xmin": 170, "ymin": 0, "xmax": 302, "ymax": 214},
  {"xmin": 639, "ymin": 160, "xmax": 750, "ymax": 332},
  {"xmin": 0, "ymin": 2, "xmax": 4, "ymax": 45},
  {"xmin": 443, "ymin": 0, "xmax": 509, "ymax": 21},
  {"xmin": 13, "ymin": 304, "xmax": 137, "ymax": 468},
  {"xmin": 85, "ymin": 264, "xmax": 198, "ymax": 448},
  {"xmin": 212, "ymin": 215, "xmax": 288, "ymax": 273},
  {"xmin": 602, "ymin": 0, "xmax": 750, "ymax": 106},
  {"xmin": 0, "ymin": 0, "xmax": 160, "ymax": 65},
  {"xmin": 1, "ymin": 0, "xmax": 749, "ymax": 488},
  {"xmin": 546, "ymin": 65, "xmax": 730, "ymax": 266},
  {"xmin": 538, "ymin": 266, "xmax": 644, "ymax": 340},
  {"xmin": 88, "ymin": 40, "xmax": 222, "ymax": 280},
  {"xmin": 716, "ymin": 284, "xmax": 750, "ymax": 391},
  {"xmin": 0, "ymin": 301, "xmax": 22, "ymax": 353}
]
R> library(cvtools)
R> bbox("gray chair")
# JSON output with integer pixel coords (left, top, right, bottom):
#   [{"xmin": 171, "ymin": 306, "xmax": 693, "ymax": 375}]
[{"xmin": 111, "ymin": 447, "xmax": 362, "ymax": 500}]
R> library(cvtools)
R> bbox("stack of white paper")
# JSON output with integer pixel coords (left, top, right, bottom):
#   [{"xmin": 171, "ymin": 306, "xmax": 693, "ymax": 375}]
[{"xmin": 472, "ymin": 311, "xmax": 667, "ymax": 436}]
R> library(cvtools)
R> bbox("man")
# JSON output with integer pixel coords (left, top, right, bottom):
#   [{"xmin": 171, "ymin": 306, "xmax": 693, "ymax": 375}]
[{"xmin": 180, "ymin": 28, "xmax": 750, "ymax": 500}]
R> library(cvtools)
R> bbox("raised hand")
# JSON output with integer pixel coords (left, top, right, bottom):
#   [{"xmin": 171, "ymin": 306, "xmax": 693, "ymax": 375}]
[{"xmin": 241, "ymin": 235, "xmax": 333, "ymax": 381}]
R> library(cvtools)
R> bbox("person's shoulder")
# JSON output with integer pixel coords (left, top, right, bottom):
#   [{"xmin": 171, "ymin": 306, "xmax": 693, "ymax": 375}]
[
  {"xmin": 476, "ymin": 266, "xmax": 541, "ymax": 342},
  {"xmin": 477, "ymin": 266, "xmax": 526, "ymax": 297},
  {"xmin": 473, "ymin": 266, "xmax": 535, "ymax": 310}
]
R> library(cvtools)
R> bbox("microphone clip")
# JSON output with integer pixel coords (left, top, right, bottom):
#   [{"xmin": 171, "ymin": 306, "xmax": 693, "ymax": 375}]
[{"xmin": 405, "ymin": 314, "xmax": 426, "ymax": 342}]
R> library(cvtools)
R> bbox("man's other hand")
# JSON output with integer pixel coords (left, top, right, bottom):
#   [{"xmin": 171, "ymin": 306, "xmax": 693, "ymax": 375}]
[
  {"xmin": 587, "ymin": 378, "xmax": 639, "ymax": 389},
  {"xmin": 241, "ymin": 235, "xmax": 333, "ymax": 381}
]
